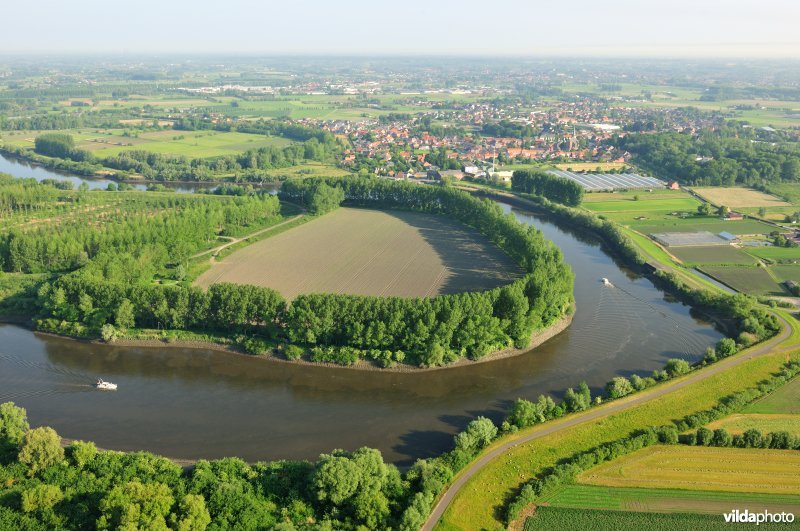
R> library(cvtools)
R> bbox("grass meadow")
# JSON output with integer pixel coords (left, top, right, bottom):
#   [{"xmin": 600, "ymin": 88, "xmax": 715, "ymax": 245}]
[
  {"xmin": 524, "ymin": 506, "xmax": 794, "ymax": 530},
  {"xmin": 704, "ymin": 413, "xmax": 800, "ymax": 435},
  {"xmin": 744, "ymin": 377, "xmax": 800, "ymax": 414},
  {"xmin": 577, "ymin": 445, "xmax": 800, "ymax": 495},
  {"xmin": 435, "ymin": 341, "xmax": 800, "ymax": 530},
  {"xmin": 1, "ymin": 129, "xmax": 293, "ymax": 159}
]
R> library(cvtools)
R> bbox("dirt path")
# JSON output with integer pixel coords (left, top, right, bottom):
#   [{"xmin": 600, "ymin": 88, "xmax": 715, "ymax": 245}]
[
  {"xmin": 189, "ymin": 214, "xmax": 303, "ymax": 261},
  {"xmin": 421, "ymin": 313, "xmax": 793, "ymax": 531}
]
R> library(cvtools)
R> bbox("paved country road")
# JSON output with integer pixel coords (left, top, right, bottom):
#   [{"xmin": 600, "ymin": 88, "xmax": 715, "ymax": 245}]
[{"xmin": 421, "ymin": 313, "xmax": 793, "ymax": 531}]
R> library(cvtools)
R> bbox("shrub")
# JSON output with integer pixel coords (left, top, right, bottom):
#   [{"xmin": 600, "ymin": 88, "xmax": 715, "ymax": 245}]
[
  {"xmin": 605, "ymin": 377, "xmax": 634, "ymax": 399},
  {"xmin": 664, "ymin": 358, "xmax": 690, "ymax": 378},
  {"xmin": 18, "ymin": 427, "xmax": 64, "ymax": 476},
  {"xmin": 284, "ymin": 344, "xmax": 305, "ymax": 360}
]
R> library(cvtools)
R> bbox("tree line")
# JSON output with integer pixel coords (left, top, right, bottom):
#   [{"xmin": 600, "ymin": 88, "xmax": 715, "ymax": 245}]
[
  {"xmin": 26, "ymin": 177, "xmax": 573, "ymax": 368},
  {"xmin": 614, "ymin": 132, "xmax": 800, "ymax": 186},
  {"xmin": 0, "ymin": 402, "xmax": 413, "ymax": 529},
  {"xmin": 511, "ymin": 169, "xmax": 585, "ymax": 206},
  {"xmin": 276, "ymin": 177, "xmax": 574, "ymax": 366}
]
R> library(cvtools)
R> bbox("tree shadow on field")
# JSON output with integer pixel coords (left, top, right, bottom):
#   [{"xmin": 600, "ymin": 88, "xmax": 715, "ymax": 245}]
[{"xmin": 385, "ymin": 210, "xmax": 523, "ymax": 295}]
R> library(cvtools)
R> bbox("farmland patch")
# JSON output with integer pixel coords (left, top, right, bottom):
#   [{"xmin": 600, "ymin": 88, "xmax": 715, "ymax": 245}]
[
  {"xmin": 194, "ymin": 207, "xmax": 522, "ymax": 299},
  {"xmin": 577, "ymin": 445, "xmax": 800, "ymax": 495}
]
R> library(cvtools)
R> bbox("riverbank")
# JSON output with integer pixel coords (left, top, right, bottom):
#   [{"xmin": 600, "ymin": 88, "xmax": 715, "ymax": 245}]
[
  {"xmin": 34, "ymin": 311, "xmax": 574, "ymax": 374},
  {"xmin": 0, "ymin": 147, "xmax": 282, "ymax": 188}
]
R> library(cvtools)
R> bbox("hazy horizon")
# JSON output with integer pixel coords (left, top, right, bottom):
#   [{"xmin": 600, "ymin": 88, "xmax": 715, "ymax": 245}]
[{"xmin": 4, "ymin": 0, "xmax": 799, "ymax": 58}]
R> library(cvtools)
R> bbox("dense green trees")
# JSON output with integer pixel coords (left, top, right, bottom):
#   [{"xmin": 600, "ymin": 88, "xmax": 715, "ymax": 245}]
[
  {"xmin": 277, "ymin": 177, "xmax": 574, "ymax": 366},
  {"xmin": 17, "ymin": 427, "xmax": 63, "ymax": 477},
  {"xmin": 38, "ymin": 277, "xmax": 286, "ymax": 339},
  {"xmin": 615, "ymin": 132, "xmax": 800, "ymax": 185},
  {"xmin": 0, "ymin": 402, "xmax": 432, "ymax": 530},
  {"xmin": 511, "ymin": 169, "xmax": 584, "ymax": 206},
  {"xmin": 33, "ymin": 134, "xmax": 76, "ymax": 159},
  {"xmin": 280, "ymin": 179, "xmax": 344, "ymax": 214},
  {"xmin": 0, "ymin": 187, "xmax": 281, "ymax": 274},
  {"xmin": 9, "ymin": 177, "xmax": 570, "ymax": 366}
]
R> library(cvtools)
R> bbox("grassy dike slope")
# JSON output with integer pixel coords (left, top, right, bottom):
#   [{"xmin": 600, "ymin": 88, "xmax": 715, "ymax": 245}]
[{"xmin": 434, "ymin": 314, "xmax": 800, "ymax": 530}]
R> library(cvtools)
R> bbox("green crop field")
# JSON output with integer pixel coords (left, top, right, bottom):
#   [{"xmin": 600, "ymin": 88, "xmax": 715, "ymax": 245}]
[
  {"xmin": 539, "ymin": 484, "xmax": 800, "ymax": 515},
  {"xmin": 524, "ymin": 507, "xmax": 794, "ymax": 530},
  {"xmin": 578, "ymin": 445, "xmax": 800, "ymax": 494},
  {"xmin": 705, "ymin": 414, "xmax": 800, "ymax": 435},
  {"xmin": 771, "ymin": 265, "xmax": 800, "ymax": 282},
  {"xmin": 584, "ymin": 197, "xmax": 700, "ymax": 213},
  {"xmin": 1, "ymin": 129, "xmax": 293, "ymax": 159},
  {"xmin": 194, "ymin": 207, "xmax": 522, "ymax": 299},
  {"xmin": 632, "ymin": 218, "xmax": 773, "ymax": 236},
  {"xmin": 745, "ymin": 247, "xmax": 800, "ymax": 264},
  {"xmin": 744, "ymin": 377, "xmax": 800, "ymax": 414},
  {"xmin": 583, "ymin": 189, "xmax": 687, "ymax": 203},
  {"xmin": 437, "ymin": 339, "xmax": 800, "ymax": 530},
  {"xmin": 670, "ymin": 246, "xmax": 757, "ymax": 265},
  {"xmin": 260, "ymin": 161, "xmax": 352, "ymax": 178},
  {"xmin": 699, "ymin": 266, "xmax": 785, "ymax": 295}
]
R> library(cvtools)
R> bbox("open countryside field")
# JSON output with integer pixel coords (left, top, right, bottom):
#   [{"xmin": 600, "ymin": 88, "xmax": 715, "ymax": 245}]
[
  {"xmin": 670, "ymin": 245, "xmax": 758, "ymax": 265},
  {"xmin": 539, "ymin": 484, "xmax": 800, "ymax": 515},
  {"xmin": 583, "ymin": 197, "xmax": 700, "ymax": 213},
  {"xmin": 195, "ymin": 207, "xmax": 522, "ymax": 299},
  {"xmin": 693, "ymin": 187, "xmax": 791, "ymax": 208},
  {"xmin": 745, "ymin": 247, "xmax": 800, "ymax": 264},
  {"xmin": 744, "ymin": 377, "xmax": 800, "ymax": 414},
  {"xmin": 1, "ymin": 129, "xmax": 293, "ymax": 159},
  {"xmin": 525, "ymin": 506, "xmax": 795, "ymax": 530},
  {"xmin": 699, "ymin": 266, "xmax": 785, "ymax": 295},
  {"xmin": 261, "ymin": 161, "xmax": 352, "ymax": 178},
  {"xmin": 436, "ymin": 334, "xmax": 800, "ymax": 530},
  {"xmin": 578, "ymin": 445, "xmax": 800, "ymax": 494},
  {"xmin": 772, "ymin": 265, "xmax": 800, "ymax": 281},
  {"xmin": 634, "ymin": 218, "xmax": 774, "ymax": 236},
  {"xmin": 583, "ymin": 189, "xmax": 689, "ymax": 203},
  {"xmin": 767, "ymin": 183, "xmax": 800, "ymax": 205},
  {"xmin": 704, "ymin": 413, "xmax": 800, "ymax": 435}
]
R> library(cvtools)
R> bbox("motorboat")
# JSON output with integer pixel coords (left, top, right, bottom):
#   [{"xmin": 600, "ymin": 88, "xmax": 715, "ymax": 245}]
[
  {"xmin": 95, "ymin": 378, "xmax": 118, "ymax": 391},
  {"xmin": 602, "ymin": 277, "xmax": 613, "ymax": 287}
]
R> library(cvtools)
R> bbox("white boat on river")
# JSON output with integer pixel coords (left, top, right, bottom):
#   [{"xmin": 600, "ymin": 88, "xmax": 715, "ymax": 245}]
[{"xmin": 95, "ymin": 379, "xmax": 118, "ymax": 391}]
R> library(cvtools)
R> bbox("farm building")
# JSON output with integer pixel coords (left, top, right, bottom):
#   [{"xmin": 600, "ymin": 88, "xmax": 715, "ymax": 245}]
[
  {"xmin": 547, "ymin": 170, "xmax": 666, "ymax": 191},
  {"xmin": 718, "ymin": 231, "xmax": 738, "ymax": 242},
  {"xmin": 724, "ymin": 211, "xmax": 744, "ymax": 221},
  {"xmin": 651, "ymin": 231, "xmax": 730, "ymax": 247},
  {"xmin": 668, "ymin": 181, "xmax": 680, "ymax": 190}
]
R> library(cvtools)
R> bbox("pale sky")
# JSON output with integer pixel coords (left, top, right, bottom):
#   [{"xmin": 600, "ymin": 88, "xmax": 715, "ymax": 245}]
[{"xmin": 4, "ymin": 0, "xmax": 799, "ymax": 57}]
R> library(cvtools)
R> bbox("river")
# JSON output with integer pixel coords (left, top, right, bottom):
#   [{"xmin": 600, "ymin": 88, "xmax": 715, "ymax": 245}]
[
  {"xmin": 0, "ymin": 183, "xmax": 722, "ymax": 465},
  {"xmin": 0, "ymin": 152, "xmax": 222, "ymax": 193}
]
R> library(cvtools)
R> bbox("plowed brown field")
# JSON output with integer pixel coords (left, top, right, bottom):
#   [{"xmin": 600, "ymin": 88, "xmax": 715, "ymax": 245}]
[{"xmin": 194, "ymin": 208, "xmax": 522, "ymax": 299}]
